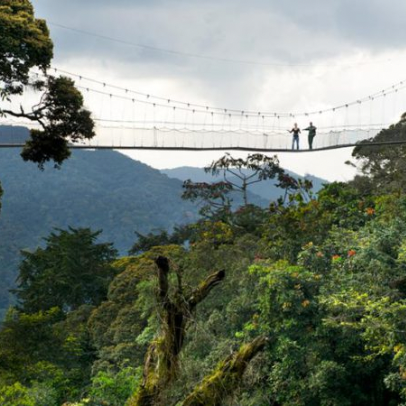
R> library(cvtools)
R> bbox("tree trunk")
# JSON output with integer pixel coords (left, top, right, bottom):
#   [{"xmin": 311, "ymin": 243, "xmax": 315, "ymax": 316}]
[
  {"xmin": 128, "ymin": 256, "xmax": 225, "ymax": 406},
  {"xmin": 242, "ymin": 179, "xmax": 248, "ymax": 206}
]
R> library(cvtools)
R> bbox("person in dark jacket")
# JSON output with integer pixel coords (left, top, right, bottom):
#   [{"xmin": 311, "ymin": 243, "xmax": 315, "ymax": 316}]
[{"xmin": 303, "ymin": 122, "xmax": 317, "ymax": 150}]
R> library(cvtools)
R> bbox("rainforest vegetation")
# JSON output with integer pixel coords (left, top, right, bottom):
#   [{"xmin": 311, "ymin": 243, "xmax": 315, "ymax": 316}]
[
  {"xmin": 3, "ymin": 1, "xmax": 406, "ymax": 405},
  {"xmin": 1, "ymin": 119, "xmax": 406, "ymax": 404}
]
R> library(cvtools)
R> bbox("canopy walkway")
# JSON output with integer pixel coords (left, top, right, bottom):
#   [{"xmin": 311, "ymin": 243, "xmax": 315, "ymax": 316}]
[{"xmin": 1, "ymin": 68, "xmax": 406, "ymax": 152}]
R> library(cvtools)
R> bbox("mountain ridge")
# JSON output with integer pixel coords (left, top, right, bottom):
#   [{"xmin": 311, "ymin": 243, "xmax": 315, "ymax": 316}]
[{"xmin": 0, "ymin": 147, "xmax": 197, "ymax": 319}]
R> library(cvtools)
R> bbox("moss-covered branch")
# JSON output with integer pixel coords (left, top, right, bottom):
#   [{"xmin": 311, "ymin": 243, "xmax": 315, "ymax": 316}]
[
  {"xmin": 128, "ymin": 256, "xmax": 225, "ymax": 406},
  {"xmin": 181, "ymin": 336, "xmax": 268, "ymax": 406},
  {"xmin": 187, "ymin": 270, "xmax": 226, "ymax": 310}
]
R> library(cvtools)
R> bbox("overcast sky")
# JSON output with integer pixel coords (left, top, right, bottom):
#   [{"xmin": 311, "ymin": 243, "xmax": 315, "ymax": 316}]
[{"xmin": 30, "ymin": 0, "xmax": 406, "ymax": 181}]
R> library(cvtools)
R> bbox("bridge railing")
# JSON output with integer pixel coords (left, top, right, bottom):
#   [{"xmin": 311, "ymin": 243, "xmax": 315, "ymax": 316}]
[{"xmin": 0, "ymin": 122, "xmax": 383, "ymax": 151}]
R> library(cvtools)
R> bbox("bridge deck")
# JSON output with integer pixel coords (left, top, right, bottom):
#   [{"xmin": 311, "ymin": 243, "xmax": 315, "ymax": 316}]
[{"xmin": 0, "ymin": 140, "xmax": 404, "ymax": 152}]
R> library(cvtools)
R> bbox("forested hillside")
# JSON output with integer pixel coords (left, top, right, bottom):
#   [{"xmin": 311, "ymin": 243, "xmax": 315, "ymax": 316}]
[
  {"xmin": 0, "ymin": 147, "xmax": 198, "ymax": 319},
  {"xmin": 1, "ymin": 115, "xmax": 406, "ymax": 405}
]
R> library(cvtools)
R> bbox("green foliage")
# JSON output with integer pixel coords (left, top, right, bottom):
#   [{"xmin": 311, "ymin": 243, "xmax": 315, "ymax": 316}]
[
  {"xmin": 252, "ymin": 215, "xmax": 406, "ymax": 405},
  {"xmin": 0, "ymin": 0, "xmax": 52, "ymax": 96},
  {"xmin": 181, "ymin": 336, "xmax": 267, "ymax": 406},
  {"xmin": 20, "ymin": 76, "xmax": 95, "ymax": 168},
  {"xmin": 88, "ymin": 367, "xmax": 142, "ymax": 406},
  {"xmin": 352, "ymin": 112, "xmax": 406, "ymax": 194},
  {"xmin": 130, "ymin": 224, "xmax": 194, "ymax": 255},
  {"xmin": 0, "ymin": 381, "xmax": 58, "ymax": 406},
  {"xmin": 0, "ymin": 147, "xmax": 198, "ymax": 319},
  {"xmin": 88, "ymin": 246, "xmax": 185, "ymax": 375},
  {"xmin": 0, "ymin": 382, "xmax": 35, "ymax": 406},
  {"xmin": 0, "ymin": 0, "xmax": 95, "ymax": 167},
  {"xmin": 0, "ymin": 307, "xmax": 64, "ymax": 382},
  {"xmin": 229, "ymin": 204, "xmax": 269, "ymax": 237},
  {"xmin": 205, "ymin": 153, "xmax": 284, "ymax": 206},
  {"xmin": 3, "ymin": 143, "xmax": 406, "ymax": 405},
  {"xmin": 182, "ymin": 180, "xmax": 233, "ymax": 219},
  {"xmin": 0, "ymin": 305, "xmax": 97, "ymax": 403},
  {"xmin": 0, "ymin": 227, "xmax": 119, "ymax": 403},
  {"xmin": 14, "ymin": 227, "xmax": 118, "ymax": 313},
  {"xmin": 265, "ymin": 181, "xmax": 374, "ymax": 262}
]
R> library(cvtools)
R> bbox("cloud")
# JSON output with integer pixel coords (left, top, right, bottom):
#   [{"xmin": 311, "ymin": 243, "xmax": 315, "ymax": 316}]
[
  {"xmin": 32, "ymin": 0, "xmax": 349, "ymax": 64},
  {"xmin": 20, "ymin": 1, "xmax": 406, "ymax": 179},
  {"xmin": 29, "ymin": 0, "xmax": 406, "ymax": 115},
  {"xmin": 31, "ymin": 0, "xmax": 406, "ymax": 90}
]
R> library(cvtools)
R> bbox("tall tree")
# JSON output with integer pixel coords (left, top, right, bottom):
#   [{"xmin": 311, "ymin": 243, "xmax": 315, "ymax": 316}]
[
  {"xmin": 14, "ymin": 228, "xmax": 118, "ymax": 313},
  {"xmin": 130, "ymin": 256, "xmax": 226, "ymax": 406},
  {"xmin": 128, "ymin": 255, "xmax": 266, "ymax": 406},
  {"xmin": 205, "ymin": 153, "xmax": 284, "ymax": 206},
  {"xmin": 0, "ymin": 0, "xmax": 95, "ymax": 167},
  {"xmin": 182, "ymin": 153, "xmax": 287, "ymax": 218}
]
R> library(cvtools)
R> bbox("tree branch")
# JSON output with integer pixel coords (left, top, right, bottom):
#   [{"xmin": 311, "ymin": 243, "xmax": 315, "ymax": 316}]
[
  {"xmin": 226, "ymin": 168, "xmax": 244, "ymax": 180},
  {"xmin": 181, "ymin": 335, "xmax": 268, "ymax": 406},
  {"xmin": 223, "ymin": 173, "xmax": 242, "ymax": 190},
  {"xmin": 2, "ymin": 108, "xmax": 46, "ymax": 129},
  {"xmin": 187, "ymin": 270, "xmax": 225, "ymax": 310},
  {"xmin": 245, "ymin": 170, "xmax": 261, "ymax": 181}
]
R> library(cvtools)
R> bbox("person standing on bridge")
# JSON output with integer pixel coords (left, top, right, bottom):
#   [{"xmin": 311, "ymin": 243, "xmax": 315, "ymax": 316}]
[
  {"xmin": 303, "ymin": 122, "xmax": 317, "ymax": 150},
  {"xmin": 289, "ymin": 123, "xmax": 300, "ymax": 150}
]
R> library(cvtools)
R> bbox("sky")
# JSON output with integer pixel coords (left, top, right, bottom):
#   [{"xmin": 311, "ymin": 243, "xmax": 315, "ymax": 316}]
[{"xmin": 29, "ymin": 0, "xmax": 406, "ymax": 181}]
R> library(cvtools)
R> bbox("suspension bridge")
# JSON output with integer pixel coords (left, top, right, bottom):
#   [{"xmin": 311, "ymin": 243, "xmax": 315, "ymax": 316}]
[{"xmin": 1, "ymin": 68, "xmax": 406, "ymax": 152}]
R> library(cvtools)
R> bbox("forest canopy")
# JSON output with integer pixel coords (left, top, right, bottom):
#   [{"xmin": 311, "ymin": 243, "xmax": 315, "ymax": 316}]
[{"xmin": 2, "ymin": 114, "xmax": 406, "ymax": 404}]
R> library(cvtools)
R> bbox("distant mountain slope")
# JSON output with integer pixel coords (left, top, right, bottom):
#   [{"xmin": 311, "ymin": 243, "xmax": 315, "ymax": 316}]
[
  {"xmin": 161, "ymin": 166, "xmax": 328, "ymax": 202},
  {"xmin": 0, "ymin": 125, "xmax": 29, "ymax": 144},
  {"xmin": 0, "ymin": 147, "xmax": 197, "ymax": 319}
]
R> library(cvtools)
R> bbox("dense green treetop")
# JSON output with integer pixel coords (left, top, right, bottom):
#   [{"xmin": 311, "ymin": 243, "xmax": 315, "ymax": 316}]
[
  {"xmin": 2, "ymin": 182, "xmax": 406, "ymax": 405},
  {"xmin": 14, "ymin": 228, "xmax": 118, "ymax": 313},
  {"xmin": 0, "ymin": 0, "xmax": 53, "ymax": 97},
  {"xmin": 0, "ymin": 0, "xmax": 95, "ymax": 167},
  {"xmin": 352, "ymin": 113, "xmax": 406, "ymax": 194}
]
